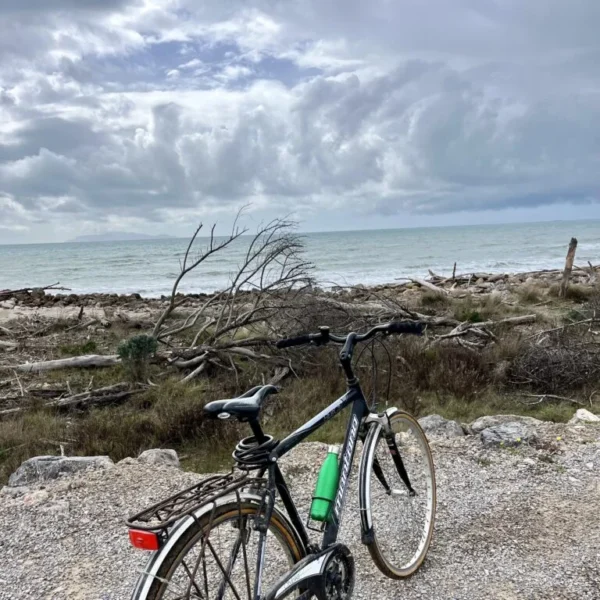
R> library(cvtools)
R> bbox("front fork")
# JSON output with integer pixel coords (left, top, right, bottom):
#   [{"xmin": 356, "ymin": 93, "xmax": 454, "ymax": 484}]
[
  {"xmin": 384, "ymin": 433, "xmax": 416, "ymax": 496},
  {"xmin": 359, "ymin": 407, "xmax": 414, "ymax": 544}
]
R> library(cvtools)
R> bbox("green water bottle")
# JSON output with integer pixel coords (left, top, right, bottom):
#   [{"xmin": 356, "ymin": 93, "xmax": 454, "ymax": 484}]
[{"xmin": 310, "ymin": 445, "xmax": 340, "ymax": 522}]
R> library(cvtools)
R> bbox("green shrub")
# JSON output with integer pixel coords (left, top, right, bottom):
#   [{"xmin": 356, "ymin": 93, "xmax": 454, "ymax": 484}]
[{"xmin": 117, "ymin": 335, "xmax": 158, "ymax": 383}]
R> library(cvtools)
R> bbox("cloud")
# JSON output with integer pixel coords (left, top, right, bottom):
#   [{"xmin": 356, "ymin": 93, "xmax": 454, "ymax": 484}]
[{"xmin": 0, "ymin": 0, "xmax": 599, "ymax": 242}]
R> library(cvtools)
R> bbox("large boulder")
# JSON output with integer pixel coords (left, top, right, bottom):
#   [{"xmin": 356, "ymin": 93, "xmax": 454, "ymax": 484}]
[
  {"xmin": 8, "ymin": 455, "xmax": 114, "ymax": 487},
  {"xmin": 480, "ymin": 422, "xmax": 538, "ymax": 448},
  {"xmin": 470, "ymin": 414, "xmax": 543, "ymax": 434},
  {"xmin": 137, "ymin": 449, "xmax": 180, "ymax": 468},
  {"xmin": 568, "ymin": 409, "xmax": 600, "ymax": 426},
  {"xmin": 418, "ymin": 414, "xmax": 465, "ymax": 438}
]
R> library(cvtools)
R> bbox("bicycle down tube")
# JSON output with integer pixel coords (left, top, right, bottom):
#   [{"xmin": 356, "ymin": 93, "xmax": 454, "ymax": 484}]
[{"xmin": 269, "ymin": 385, "xmax": 370, "ymax": 549}]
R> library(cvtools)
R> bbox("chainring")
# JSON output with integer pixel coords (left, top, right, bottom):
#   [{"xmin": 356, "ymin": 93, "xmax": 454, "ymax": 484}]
[{"xmin": 323, "ymin": 544, "xmax": 355, "ymax": 600}]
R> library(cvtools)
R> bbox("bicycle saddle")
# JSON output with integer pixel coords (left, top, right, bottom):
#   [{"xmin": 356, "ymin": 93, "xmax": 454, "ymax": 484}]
[{"xmin": 203, "ymin": 385, "xmax": 278, "ymax": 421}]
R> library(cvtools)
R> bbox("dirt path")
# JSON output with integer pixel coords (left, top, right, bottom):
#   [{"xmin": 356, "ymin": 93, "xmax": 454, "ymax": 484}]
[{"xmin": 0, "ymin": 423, "xmax": 598, "ymax": 600}]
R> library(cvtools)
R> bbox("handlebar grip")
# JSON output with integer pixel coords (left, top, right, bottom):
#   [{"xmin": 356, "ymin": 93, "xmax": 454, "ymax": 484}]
[
  {"xmin": 387, "ymin": 321, "xmax": 424, "ymax": 335},
  {"xmin": 275, "ymin": 334, "xmax": 313, "ymax": 349}
]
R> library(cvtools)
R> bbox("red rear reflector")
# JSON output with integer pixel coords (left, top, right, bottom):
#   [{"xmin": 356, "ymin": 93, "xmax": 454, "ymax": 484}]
[{"xmin": 129, "ymin": 529, "xmax": 160, "ymax": 551}]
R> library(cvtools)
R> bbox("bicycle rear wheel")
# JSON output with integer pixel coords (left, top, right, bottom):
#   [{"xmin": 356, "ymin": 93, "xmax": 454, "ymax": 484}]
[
  {"xmin": 359, "ymin": 410, "xmax": 436, "ymax": 579},
  {"xmin": 135, "ymin": 500, "xmax": 304, "ymax": 599}
]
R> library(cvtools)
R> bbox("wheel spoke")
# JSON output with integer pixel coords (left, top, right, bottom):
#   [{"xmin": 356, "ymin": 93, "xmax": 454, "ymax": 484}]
[
  {"xmin": 143, "ymin": 505, "xmax": 299, "ymax": 600},
  {"xmin": 364, "ymin": 413, "xmax": 436, "ymax": 578},
  {"xmin": 206, "ymin": 538, "xmax": 244, "ymax": 600},
  {"xmin": 181, "ymin": 559, "xmax": 205, "ymax": 598}
]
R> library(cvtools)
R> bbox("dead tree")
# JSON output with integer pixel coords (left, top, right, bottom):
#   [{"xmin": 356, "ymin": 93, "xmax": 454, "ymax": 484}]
[
  {"xmin": 153, "ymin": 218, "xmax": 315, "ymax": 381},
  {"xmin": 560, "ymin": 238, "xmax": 578, "ymax": 298},
  {"xmin": 152, "ymin": 213, "xmax": 247, "ymax": 337}
]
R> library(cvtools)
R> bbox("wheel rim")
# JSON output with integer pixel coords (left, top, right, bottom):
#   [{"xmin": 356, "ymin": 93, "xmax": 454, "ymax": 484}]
[
  {"xmin": 158, "ymin": 509, "xmax": 297, "ymax": 599},
  {"xmin": 367, "ymin": 414, "xmax": 435, "ymax": 576}
]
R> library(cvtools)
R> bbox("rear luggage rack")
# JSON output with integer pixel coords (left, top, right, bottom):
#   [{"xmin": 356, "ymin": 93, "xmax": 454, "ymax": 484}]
[{"xmin": 126, "ymin": 469, "xmax": 265, "ymax": 531}]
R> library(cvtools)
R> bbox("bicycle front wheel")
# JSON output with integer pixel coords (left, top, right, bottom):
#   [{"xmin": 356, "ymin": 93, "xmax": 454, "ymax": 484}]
[
  {"xmin": 359, "ymin": 410, "xmax": 436, "ymax": 579},
  {"xmin": 135, "ymin": 500, "xmax": 304, "ymax": 600}
]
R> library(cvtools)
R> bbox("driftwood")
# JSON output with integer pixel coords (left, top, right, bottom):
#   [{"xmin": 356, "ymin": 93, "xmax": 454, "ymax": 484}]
[
  {"xmin": 0, "ymin": 383, "xmax": 139, "ymax": 417},
  {"xmin": 0, "ymin": 283, "xmax": 70, "ymax": 299},
  {"xmin": 47, "ymin": 383, "xmax": 138, "ymax": 410},
  {"xmin": 519, "ymin": 393, "xmax": 585, "ymax": 407},
  {"xmin": 435, "ymin": 314, "xmax": 537, "ymax": 347},
  {"xmin": 315, "ymin": 295, "xmax": 458, "ymax": 326},
  {"xmin": 560, "ymin": 238, "xmax": 578, "ymax": 298},
  {"xmin": 407, "ymin": 278, "xmax": 449, "ymax": 296},
  {"xmin": 8, "ymin": 354, "xmax": 120, "ymax": 374},
  {"xmin": 0, "ymin": 340, "xmax": 18, "ymax": 351},
  {"xmin": 525, "ymin": 318, "xmax": 598, "ymax": 340}
]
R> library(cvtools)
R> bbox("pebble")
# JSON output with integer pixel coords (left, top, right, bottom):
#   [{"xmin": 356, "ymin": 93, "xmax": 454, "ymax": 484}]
[{"xmin": 0, "ymin": 428, "xmax": 598, "ymax": 599}]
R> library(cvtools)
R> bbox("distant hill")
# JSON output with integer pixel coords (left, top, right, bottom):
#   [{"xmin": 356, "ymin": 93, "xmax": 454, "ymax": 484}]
[{"xmin": 69, "ymin": 232, "xmax": 174, "ymax": 243}]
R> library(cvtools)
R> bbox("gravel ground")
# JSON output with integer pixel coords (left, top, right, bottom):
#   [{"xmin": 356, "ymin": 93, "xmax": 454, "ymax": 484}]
[{"xmin": 1, "ymin": 421, "xmax": 599, "ymax": 600}]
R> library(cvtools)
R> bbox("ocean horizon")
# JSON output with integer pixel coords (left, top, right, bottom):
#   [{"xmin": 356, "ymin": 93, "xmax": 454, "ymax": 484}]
[{"xmin": 1, "ymin": 219, "xmax": 599, "ymax": 297}]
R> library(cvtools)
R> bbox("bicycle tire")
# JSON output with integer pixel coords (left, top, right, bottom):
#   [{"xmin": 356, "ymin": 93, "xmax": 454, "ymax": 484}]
[
  {"xmin": 133, "ymin": 498, "xmax": 306, "ymax": 600},
  {"xmin": 359, "ymin": 409, "xmax": 436, "ymax": 579}
]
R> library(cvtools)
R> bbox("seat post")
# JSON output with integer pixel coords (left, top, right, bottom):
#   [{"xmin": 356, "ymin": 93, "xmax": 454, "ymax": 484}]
[{"xmin": 249, "ymin": 419, "xmax": 267, "ymax": 444}]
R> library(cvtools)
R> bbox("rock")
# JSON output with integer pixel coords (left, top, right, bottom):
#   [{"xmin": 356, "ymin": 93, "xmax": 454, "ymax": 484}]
[
  {"xmin": 568, "ymin": 409, "xmax": 600, "ymax": 425},
  {"xmin": 470, "ymin": 414, "xmax": 543, "ymax": 434},
  {"xmin": 137, "ymin": 449, "xmax": 180, "ymax": 468},
  {"xmin": 523, "ymin": 458, "xmax": 536, "ymax": 466},
  {"xmin": 8, "ymin": 455, "xmax": 114, "ymax": 487},
  {"xmin": 23, "ymin": 489, "xmax": 50, "ymax": 506},
  {"xmin": 117, "ymin": 457, "xmax": 138, "ymax": 466},
  {"xmin": 0, "ymin": 485, "xmax": 30, "ymax": 498},
  {"xmin": 0, "ymin": 298, "xmax": 17, "ymax": 309},
  {"xmin": 480, "ymin": 422, "xmax": 538, "ymax": 448},
  {"xmin": 418, "ymin": 414, "xmax": 465, "ymax": 438}
]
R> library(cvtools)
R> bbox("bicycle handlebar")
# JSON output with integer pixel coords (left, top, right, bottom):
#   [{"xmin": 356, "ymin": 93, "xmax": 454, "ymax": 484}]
[
  {"xmin": 275, "ymin": 333, "xmax": 314, "ymax": 349},
  {"xmin": 275, "ymin": 320, "xmax": 423, "ymax": 351}
]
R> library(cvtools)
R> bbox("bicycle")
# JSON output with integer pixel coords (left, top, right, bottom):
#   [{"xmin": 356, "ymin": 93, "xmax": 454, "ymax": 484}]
[{"xmin": 127, "ymin": 321, "xmax": 436, "ymax": 600}]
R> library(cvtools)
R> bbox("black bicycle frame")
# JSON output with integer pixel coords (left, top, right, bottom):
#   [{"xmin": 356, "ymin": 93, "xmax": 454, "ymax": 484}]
[{"xmin": 255, "ymin": 382, "xmax": 370, "ymax": 569}]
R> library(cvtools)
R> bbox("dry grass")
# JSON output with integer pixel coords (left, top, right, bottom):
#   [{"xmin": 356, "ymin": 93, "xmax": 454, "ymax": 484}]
[
  {"xmin": 548, "ymin": 283, "xmax": 594, "ymax": 302},
  {"xmin": 2, "ymin": 289, "xmax": 600, "ymax": 483},
  {"xmin": 517, "ymin": 284, "xmax": 543, "ymax": 304}
]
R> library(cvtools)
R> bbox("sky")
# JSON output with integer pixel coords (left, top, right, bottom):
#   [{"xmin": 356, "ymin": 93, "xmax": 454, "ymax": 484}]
[{"xmin": 0, "ymin": 0, "xmax": 599, "ymax": 244}]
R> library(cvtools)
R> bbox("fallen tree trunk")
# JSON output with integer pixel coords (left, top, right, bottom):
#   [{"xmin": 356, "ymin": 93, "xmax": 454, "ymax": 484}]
[
  {"xmin": 435, "ymin": 314, "xmax": 537, "ymax": 344},
  {"xmin": 475, "ymin": 314, "xmax": 537, "ymax": 328},
  {"xmin": 408, "ymin": 278, "xmax": 449, "ymax": 295},
  {"xmin": 0, "ymin": 282, "xmax": 70, "ymax": 299},
  {"xmin": 0, "ymin": 383, "xmax": 140, "ymax": 417},
  {"xmin": 48, "ymin": 383, "xmax": 138, "ymax": 410},
  {"xmin": 7, "ymin": 354, "xmax": 120, "ymax": 374}
]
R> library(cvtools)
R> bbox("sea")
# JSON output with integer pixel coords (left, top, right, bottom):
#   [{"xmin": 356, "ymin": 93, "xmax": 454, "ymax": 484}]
[{"xmin": 1, "ymin": 220, "xmax": 599, "ymax": 297}]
